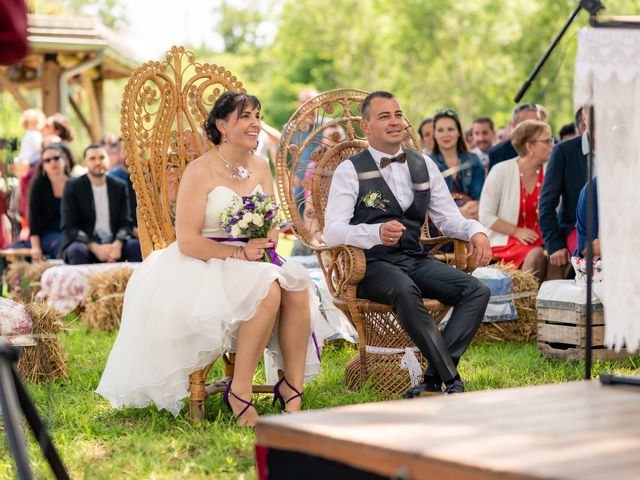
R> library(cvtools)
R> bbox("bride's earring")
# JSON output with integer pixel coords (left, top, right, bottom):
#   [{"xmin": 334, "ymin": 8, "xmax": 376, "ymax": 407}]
[{"xmin": 223, "ymin": 133, "xmax": 228, "ymax": 143}]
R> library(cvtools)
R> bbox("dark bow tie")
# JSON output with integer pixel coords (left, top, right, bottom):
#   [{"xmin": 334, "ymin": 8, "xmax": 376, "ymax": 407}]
[{"xmin": 380, "ymin": 152, "xmax": 406, "ymax": 168}]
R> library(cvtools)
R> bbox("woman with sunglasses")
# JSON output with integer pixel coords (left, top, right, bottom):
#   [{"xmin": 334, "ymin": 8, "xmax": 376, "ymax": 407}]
[
  {"xmin": 431, "ymin": 109, "xmax": 485, "ymax": 220},
  {"xmin": 27, "ymin": 143, "xmax": 73, "ymax": 260},
  {"xmin": 479, "ymin": 120, "xmax": 554, "ymax": 282}
]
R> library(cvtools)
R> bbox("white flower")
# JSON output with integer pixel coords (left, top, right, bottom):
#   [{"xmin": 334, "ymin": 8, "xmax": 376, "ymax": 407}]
[
  {"xmin": 231, "ymin": 224, "xmax": 242, "ymax": 237},
  {"xmin": 253, "ymin": 215, "xmax": 264, "ymax": 227},
  {"xmin": 238, "ymin": 220, "xmax": 248, "ymax": 229},
  {"xmin": 242, "ymin": 212, "xmax": 253, "ymax": 223}
]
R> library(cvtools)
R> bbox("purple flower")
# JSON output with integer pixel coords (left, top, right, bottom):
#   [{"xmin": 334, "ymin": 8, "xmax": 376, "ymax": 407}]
[
  {"xmin": 244, "ymin": 202, "xmax": 256, "ymax": 211},
  {"xmin": 265, "ymin": 211, "xmax": 274, "ymax": 221}
]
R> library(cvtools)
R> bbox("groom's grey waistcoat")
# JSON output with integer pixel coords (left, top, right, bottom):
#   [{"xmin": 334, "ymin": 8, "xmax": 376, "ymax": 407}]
[{"xmin": 349, "ymin": 148, "xmax": 430, "ymax": 260}]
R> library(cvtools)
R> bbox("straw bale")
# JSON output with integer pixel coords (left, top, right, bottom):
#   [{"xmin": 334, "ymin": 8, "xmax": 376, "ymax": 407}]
[
  {"xmin": 475, "ymin": 263, "xmax": 540, "ymax": 343},
  {"xmin": 2, "ymin": 260, "xmax": 55, "ymax": 303},
  {"xmin": 16, "ymin": 301, "xmax": 68, "ymax": 382},
  {"xmin": 81, "ymin": 267, "xmax": 133, "ymax": 330}
]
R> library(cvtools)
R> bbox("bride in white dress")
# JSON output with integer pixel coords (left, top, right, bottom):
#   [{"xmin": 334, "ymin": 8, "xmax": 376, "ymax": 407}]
[{"xmin": 97, "ymin": 92, "xmax": 320, "ymax": 427}]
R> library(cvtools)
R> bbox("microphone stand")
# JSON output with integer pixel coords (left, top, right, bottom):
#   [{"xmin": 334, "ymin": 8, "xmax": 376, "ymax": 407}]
[
  {"xmin": 0, "ymin": 341, "xmax": 70, "ymax": 479},
  {"xmin": 514, "ymin": 1, "xmax": 605, "ymax": 103},
  {"xmin": 513, "ymin": 1, "xmax": 605, "ymax": 380}
]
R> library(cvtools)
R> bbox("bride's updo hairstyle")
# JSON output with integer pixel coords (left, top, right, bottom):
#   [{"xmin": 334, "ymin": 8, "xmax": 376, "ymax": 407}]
[{"xmin": 205, "ymin": 92, "xmax": 261, "ymax": 145}]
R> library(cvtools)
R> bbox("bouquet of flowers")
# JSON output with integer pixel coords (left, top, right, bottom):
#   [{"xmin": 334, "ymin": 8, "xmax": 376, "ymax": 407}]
[{"xmin": 219, "ymin": 192, "xmax": 283, "ymax": 265}]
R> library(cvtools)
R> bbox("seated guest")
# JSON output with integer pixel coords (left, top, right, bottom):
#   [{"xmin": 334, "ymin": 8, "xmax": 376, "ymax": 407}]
[
  {"xmin": 488, "ymin": 104, "xmax": 540, "ymax": 171},
  {"xmin": 418, "ymin": 117, "xmax": 434, "ymax": 155},
  {"xmin": 471, "ymin": 116, "xmax": 496, "ymax": 175},
  {"xmin": 60, "ymin": 144, "xmax": 141, "ymax": 265},
  {"xmin": 431, "ymin": 109, "xmax": 485, "ymax": 219},
  {"xmin": 559, "ymin": 123, "xmax": 577, "ymax": 141},
  {"xmin": 28, "ymin": 143, "xmax": 73, "ymax": 260},
  {"xmin": 575, "ymin": 178, "xmax": 599, "ymax": 257},
  {"xmin": 539, "ymin": 107, "xmax": 591, "ymax": 273},
  {"xmin": 107, "ymin": 137, "xmax": 138, "ymax": 236},
  {"xmin": 479, "ymin": 121, "xmax": 553, "ymax": 283}
]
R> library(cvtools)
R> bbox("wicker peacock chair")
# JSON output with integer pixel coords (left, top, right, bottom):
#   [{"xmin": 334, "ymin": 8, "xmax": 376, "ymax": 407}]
[
  {"xmin": 120, "ymin": 46, "xmax": 273, "ymax": 422},
  {"xmin": 275, "ymin": 88, "xmax": 476, "ymax": 395}
]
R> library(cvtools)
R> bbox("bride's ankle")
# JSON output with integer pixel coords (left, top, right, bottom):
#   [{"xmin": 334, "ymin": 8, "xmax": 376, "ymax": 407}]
[
  {"xmin": 278, "ymin": 378, "xmax": 304, "ymax": 412},
  {"xmin": 225, "ymin": 383, "xmax": 258, "ymax": 426}
]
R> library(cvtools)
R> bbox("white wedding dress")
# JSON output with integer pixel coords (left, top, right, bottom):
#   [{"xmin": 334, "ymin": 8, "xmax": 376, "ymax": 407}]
[{"xmin": 96, "ymin": 185, "xmax": 323, "ymax": 416}]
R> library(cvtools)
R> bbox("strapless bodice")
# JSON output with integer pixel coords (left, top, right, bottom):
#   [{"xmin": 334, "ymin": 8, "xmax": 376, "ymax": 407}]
[{"xmin": 200, "ymin": 184, "xmax": 262, "ymax": 238}]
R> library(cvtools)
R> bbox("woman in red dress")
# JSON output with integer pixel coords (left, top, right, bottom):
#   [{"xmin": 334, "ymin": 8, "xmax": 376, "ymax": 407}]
[{"xmin": 479, "ymin": 120, "xmax": 554, "ymax": 282}]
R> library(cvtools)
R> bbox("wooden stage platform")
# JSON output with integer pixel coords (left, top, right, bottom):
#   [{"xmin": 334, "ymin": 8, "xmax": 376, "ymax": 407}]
[{"xmin": 255, "ymin": 381, "xmax": 640, "ymax": 479}]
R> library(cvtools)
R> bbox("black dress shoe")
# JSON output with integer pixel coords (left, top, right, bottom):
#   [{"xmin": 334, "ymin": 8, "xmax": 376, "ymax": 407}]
[
  {"xmin": 444, "ymin": 379, "xmax": 465, "ymax": 395},
  {"xmin": 405, "ymin": 381, "xmax": 443, "ymax": 399}
]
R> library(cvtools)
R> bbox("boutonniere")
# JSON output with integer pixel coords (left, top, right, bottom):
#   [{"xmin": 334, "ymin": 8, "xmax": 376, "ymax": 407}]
[{"xmin": 361, "ymin": 191, "xmax": 389, "ymax": 211}]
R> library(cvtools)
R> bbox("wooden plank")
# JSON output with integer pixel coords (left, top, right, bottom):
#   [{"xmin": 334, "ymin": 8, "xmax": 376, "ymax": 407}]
[
  {"xmin": 68, "ymin": 93, "xmax": 92, "ymax": 139},
  {"xmin": 537, "ymin": 323, "xmax": 606, "ymax": 347},
  {"xmin": 81, "ymin": 70, "xmax": 102, "ymax": 142},
  {"xmin": 537, "ymin": 307, "xmax": 604, "ymax": 325},
  {"xmin": 256, "ymin": 382, "xmax": 640, "ymax": 480},
  {"xmin": 0, "ymin": 68, "xmax": 30, "ymax": 110},
  {"xmin": 538, "ymin": 343, "xmax": 629, "ymax": 361}
]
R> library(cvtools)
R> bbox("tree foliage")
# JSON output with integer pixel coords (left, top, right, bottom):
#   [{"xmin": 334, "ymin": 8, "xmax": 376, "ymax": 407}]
[{"xmin": 226, "ymin": 0, "xmax": 640, "ymax": 132}]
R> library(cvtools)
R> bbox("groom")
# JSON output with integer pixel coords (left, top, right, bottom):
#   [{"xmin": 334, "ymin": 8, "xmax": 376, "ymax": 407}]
[{"xmin": 324, "ymin": 91, "xmax": 491, "ymax": 396}]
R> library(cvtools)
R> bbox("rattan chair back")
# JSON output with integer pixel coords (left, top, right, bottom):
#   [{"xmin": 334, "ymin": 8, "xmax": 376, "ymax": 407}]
[{"xmin": 276, "ymin": 89, "xmax": 420, "ymax": 251}]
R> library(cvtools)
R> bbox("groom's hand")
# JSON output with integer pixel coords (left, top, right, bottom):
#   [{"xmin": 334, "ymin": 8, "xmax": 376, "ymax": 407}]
[
  {"xmin": 379, "ymin": 221, "xmax": 406, "ymax": 246},
  {"xmin": 468, "ymin": 232, "xmax": 492, "ymax": 266}
]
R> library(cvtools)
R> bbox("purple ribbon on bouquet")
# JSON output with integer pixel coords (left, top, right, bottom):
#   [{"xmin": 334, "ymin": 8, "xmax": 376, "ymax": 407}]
[{"xmin": 265, "ymin": 247, "xmax": 283, "ymax": 266}]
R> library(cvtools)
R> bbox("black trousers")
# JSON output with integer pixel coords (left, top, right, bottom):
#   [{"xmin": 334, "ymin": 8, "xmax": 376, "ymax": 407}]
[{"xmin": 357, "ymin": 254, "xmax": 490, "ymax": 384}]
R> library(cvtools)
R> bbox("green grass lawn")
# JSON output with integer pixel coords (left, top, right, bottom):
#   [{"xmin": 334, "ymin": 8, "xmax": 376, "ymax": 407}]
[{"xmin": 1, "ymin": 317, "xmax": 639, "ymax": 479}]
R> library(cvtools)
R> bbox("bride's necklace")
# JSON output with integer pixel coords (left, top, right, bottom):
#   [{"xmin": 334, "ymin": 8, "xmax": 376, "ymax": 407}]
[{"xmin": 215, "ymin": 148, "xmax": 252, "ymax": 182}]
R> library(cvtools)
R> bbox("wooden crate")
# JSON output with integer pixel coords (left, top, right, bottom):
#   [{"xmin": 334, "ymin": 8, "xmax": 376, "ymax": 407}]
[{"xmin": 537, "ymin": 306, "xmax": 628, "ymax": 361}]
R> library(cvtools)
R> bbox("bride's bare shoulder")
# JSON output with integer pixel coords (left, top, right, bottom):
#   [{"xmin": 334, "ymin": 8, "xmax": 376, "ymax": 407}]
[
  {"xmin": 179, "ymin": 151, "xmax": 218, "ymax": 188},
  {"xmin": 249, "ymin": 154, "xmax": 271, "ymax": 175},
  {"xmin": 184, "ymin": 150, "xmax": 216, "ymax": 174}
]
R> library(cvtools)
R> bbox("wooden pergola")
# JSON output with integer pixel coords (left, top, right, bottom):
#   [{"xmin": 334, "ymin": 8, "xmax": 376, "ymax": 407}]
[{"xmin": 0, "ymin": 14, "xmax": 139, "ymax": 141}]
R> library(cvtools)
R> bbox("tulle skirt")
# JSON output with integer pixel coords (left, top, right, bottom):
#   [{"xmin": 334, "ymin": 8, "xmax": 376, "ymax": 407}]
[{"xmin": 96, "ymin": 242, "xmax": 323, "ymax": 416}]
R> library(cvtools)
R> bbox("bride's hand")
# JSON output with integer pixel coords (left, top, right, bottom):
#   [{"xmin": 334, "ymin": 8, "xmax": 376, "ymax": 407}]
[{"xmin": 244, "ymin": 238, "xmax": 275, "ymax": 261}]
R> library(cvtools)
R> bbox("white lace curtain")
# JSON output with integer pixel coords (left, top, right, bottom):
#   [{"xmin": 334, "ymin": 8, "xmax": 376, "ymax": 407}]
[{"xmin": 574, "ymin": 27, "xmax": 640, "ymax": 353}]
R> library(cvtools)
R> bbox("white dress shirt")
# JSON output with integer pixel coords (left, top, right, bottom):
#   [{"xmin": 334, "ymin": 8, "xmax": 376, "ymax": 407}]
[
  {"xmin": 472, "ymin": 146, "xmax": 490, "ymax": 171},
  {"xmin": 324, "ymin": 146, "xmax": 486, "ymax": 249},
  {"xmin": 91, "ymin": 184, "xmax": 113, "ymax": 242}
]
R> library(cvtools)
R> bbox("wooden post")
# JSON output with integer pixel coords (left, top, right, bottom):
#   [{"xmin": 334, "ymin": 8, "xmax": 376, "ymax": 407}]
[
  {"xmin": 0, "ymin": 67, "xmax": 29, "ymax": 110},
  {"xmin": 95, "ymin": 67, "xmax": 104, "ymax": 137},
  {"xmin": 41, "ymin": 54, "xmax": 61, "ymax": 116},
  {"xmin": 68, "ymin": 93, "xmax": 92, "ymax": 138},
  {"xmin": 81, "ymin": 70, "xmax": 102, "ymax": 142}
]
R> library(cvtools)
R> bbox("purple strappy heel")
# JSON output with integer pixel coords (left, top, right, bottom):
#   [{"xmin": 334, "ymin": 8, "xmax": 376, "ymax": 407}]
[{"xmin": 272, "ymin": 377, "xmax": 304, "ymax": 412}]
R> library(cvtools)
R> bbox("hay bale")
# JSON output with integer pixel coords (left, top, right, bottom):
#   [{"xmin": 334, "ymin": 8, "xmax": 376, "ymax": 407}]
[
  {"xmin": 81, "ymin": 267, "xmax": 134, "ymax": 330},
  {"xmin": 16, "ymin": 301, "xmax": 68, "ymax": 382},
  {"xmin": 475, "ymin": 263, "xmax": 539, "ymax": 342},
  {"xmin": 2, "ymin": 260, "xmax": 55, "ymax": 303}
]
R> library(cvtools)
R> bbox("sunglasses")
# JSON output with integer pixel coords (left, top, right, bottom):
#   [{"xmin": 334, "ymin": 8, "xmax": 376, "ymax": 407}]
[
  {"xmin": 42, "ymin": 155, "xmax": 63, "ymax": 164},
  {"xmin": 436, "ymin": 108, "xmax": 458, "ymax": 117}
]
